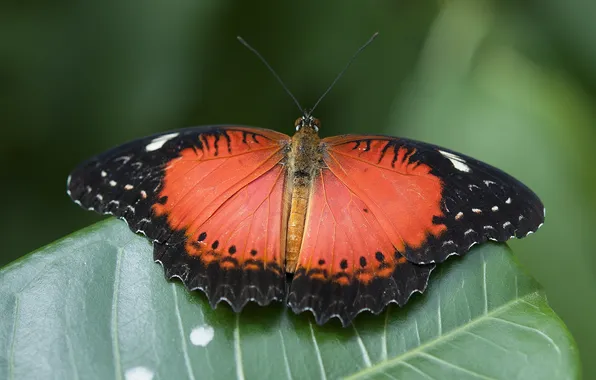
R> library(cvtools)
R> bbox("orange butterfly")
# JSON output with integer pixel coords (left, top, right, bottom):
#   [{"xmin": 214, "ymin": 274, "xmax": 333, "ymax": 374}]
[
  {"xmin": 67, "ymin": 115, "xmax": 543, "ymax": 325},
  {"xmin": 67, "ymin": 35, "xmax": 543, "ymax": 325}
]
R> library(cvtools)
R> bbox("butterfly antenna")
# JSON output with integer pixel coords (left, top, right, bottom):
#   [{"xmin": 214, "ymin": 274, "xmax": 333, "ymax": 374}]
[
  {"xmin": 309, "ymin": 32, "xmax": 379, "ymax": 115},
  {"xmin": 237, "ymin": 36, "xmax": 306, "ymax": 116}
]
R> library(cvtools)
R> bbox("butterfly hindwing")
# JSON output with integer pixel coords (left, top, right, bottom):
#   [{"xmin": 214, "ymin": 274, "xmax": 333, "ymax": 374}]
[
  {"xmin": 287, "ymin": 168, "xmax": 434, "ymax": 326},
  {"xmin": 68, "ymin": 126, "xmax": 291, "ymax": 309}
]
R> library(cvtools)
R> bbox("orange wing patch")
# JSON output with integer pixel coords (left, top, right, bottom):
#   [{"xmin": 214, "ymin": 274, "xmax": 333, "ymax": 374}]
[
  {"xmin": 153, "ymin": 128, "xmax": 289, "ymax": 273},
  {"xmin": 323, "ymin": 137, "xmax": 447, "ymax": 251},
  {"xmin": 297, "ymin": 169, "xmax": 404, "ymax": 285},
  {"xmin": 185, "ymin": 164, "xmax": 286, "ymax": 273}
]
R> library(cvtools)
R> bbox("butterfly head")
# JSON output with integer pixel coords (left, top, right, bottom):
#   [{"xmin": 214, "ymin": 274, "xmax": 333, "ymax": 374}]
[{"xmin": 294, "ymin": 115, "xmax": 320, "ymax": 133}]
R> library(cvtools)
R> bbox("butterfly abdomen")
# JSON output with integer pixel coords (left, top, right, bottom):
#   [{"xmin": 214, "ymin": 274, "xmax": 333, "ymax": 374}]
[{"xmin": 285, "ymin": 126, "xmax": 323, "ymax": 272}]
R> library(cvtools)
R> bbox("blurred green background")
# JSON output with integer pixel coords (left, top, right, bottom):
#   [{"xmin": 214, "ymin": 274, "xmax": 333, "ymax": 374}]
[{"xmin": 1, "ymin": 0, "xmax": 595, "ymax": 376}]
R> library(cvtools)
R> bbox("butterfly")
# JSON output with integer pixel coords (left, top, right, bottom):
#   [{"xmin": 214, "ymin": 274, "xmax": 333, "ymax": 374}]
[{"xmin": 66, "ymin": 114, "xmax": 544, "ymax": 326}]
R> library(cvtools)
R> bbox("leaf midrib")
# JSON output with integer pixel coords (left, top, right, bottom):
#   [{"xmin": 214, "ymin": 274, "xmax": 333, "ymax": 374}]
[{"xmin": 345, "ymin": 291, "xmax": 541, "ymax": 379}]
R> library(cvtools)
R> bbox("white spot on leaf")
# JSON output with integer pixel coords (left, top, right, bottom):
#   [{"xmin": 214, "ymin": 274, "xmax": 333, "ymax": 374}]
[
  {"xmin": 190, "ymin": 324, "xmax": 214, "ymax": 347},
  {"xmin": 145, "ymin": 132, "xmax": 179, "ymax": 152},
  {"xmin": 125, "ymin": 366, "xmax": 154, "ymax": 380},
  {"xmin": 438, "ymin": 150, "xmax": 471, "ymax": 172}
]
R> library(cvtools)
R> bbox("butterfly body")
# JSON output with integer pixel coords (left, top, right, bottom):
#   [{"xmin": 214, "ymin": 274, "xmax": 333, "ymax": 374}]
[
  {"xmin": 67, "ymin": 116, "xmax": 544, "ymax": 326},
  {"xmin": 285, "ymin": 116, "xmax": 323, "ymax": 272}
]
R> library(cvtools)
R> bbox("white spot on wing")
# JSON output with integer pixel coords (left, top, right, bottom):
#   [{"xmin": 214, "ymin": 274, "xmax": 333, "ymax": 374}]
[
  {"xmin": 439, "ymin": 150, "xmax": 471, "ymax": 172},
  {"xmin": 140, "ymin": 190, "xmax": 147, "ymax": 199},
  {"xmin": 101, "ymin": 171, "xmax": 107, "ymax": 177},
  {"xmin": 472, "ymin": 208, "xmax": 482, "ymax": 214},
  {"xmin": 503, "ymin": 221, "xmax": 512, "ymax": 228},
  {"xmin": 455, "ymin": 212, "xmax": 464, "ymax": 220},
  {"xmin": 125, "ymin": 366, "xmax": 154, "ymax": 380},
  {"xmin": 483, "ymin": 180, "xmax": 496, "ymax": 186},
  {"xmin": 124, "ymin": 184, "xmax": 134, "ymax": 190},
  {"xmin": 145, "ymin": 132, "xmax": 179, "ymax": 152},
  {"xmin": 464, "ymin": 229, "xmax": 475, "ymax": 235},
  {"xmin": 109, "ymin": 180, "xmax": 117, "ymax": 187},
  {"xmin": 491, "ymin": 206, "xmax": 499, "ymax": 212},
  {"xmin": 190, "ymin": 325, "xmax": 215, "ymax": 347},
  {"xmin": 506, "ymin": 197, "xmax": 512, "ymax": 204},
  {"xmin": 96, "ymin": 194, "xmax": 103, "ymax": 201}
]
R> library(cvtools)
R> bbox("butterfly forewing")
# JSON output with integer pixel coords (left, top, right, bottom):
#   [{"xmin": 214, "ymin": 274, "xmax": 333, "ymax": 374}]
[
  {"xmin": 68, "ymin": 126, "xmax": 292, "ymax": 309},
  {"xmin": 321, "ymin": 135, "xmax": 544, "ymax": 264}
]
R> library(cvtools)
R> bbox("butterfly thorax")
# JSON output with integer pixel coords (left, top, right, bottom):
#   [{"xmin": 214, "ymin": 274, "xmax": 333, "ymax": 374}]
[{"xmin": 285, "ymin": 117, "xmax": 323, "ymax": 272}]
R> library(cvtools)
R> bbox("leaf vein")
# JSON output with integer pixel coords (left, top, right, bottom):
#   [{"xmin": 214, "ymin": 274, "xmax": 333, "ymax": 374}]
[
  {"xmin": 353, "ymin": 322, "xmax": 372, "ymax": 367},
  {"xmin": 111, "ymin": 248, "xmax": 124, "ymax": 380},
  {"xmin": 235, "ymin": 314, "xmax": 245, "ymax": 380},
  {"xmin": 309, "ymin": 321, "xmax": 327, "ymax": 380},
  {"xmin": 172, "ymin": 284, "xmax": 196, "ymax": 380},
  {"xmin": 344, "ymin": 291, "xmax": 541, "ymax": 379},
  {"xmin": 487, "ymin": 316, "xmax": 561, "ymax": 355},
  {"xmin": 416, "ymin": 351, "xmax": 495, "ymax": 380},
  {"xmin": 279, "ymin": 330, "xmax": 293, "ymax": 380}
]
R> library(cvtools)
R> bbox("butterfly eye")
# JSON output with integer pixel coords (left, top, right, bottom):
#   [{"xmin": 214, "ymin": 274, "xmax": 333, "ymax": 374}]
[{"xmin": 294, "ymin": 117, "xmax": 303, "ymax": 131}]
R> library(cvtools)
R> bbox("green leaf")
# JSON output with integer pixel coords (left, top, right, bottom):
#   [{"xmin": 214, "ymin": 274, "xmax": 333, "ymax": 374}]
[{"xmin": 0, "ymin": 220, "xmax": 579, "ymax": 380}]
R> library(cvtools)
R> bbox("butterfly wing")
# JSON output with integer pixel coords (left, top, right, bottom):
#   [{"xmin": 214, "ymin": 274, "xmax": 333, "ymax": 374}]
[
  {"xmin": 288, "ymin": 135, "xmax": 543, "ymax": 325},
  {"xmin": 322, "ymin": 135, "xmax": 544, "ymax": 263},
  {"xmin": 68, "ymin": 126, "xmax": 291, "ymax": 310}
]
